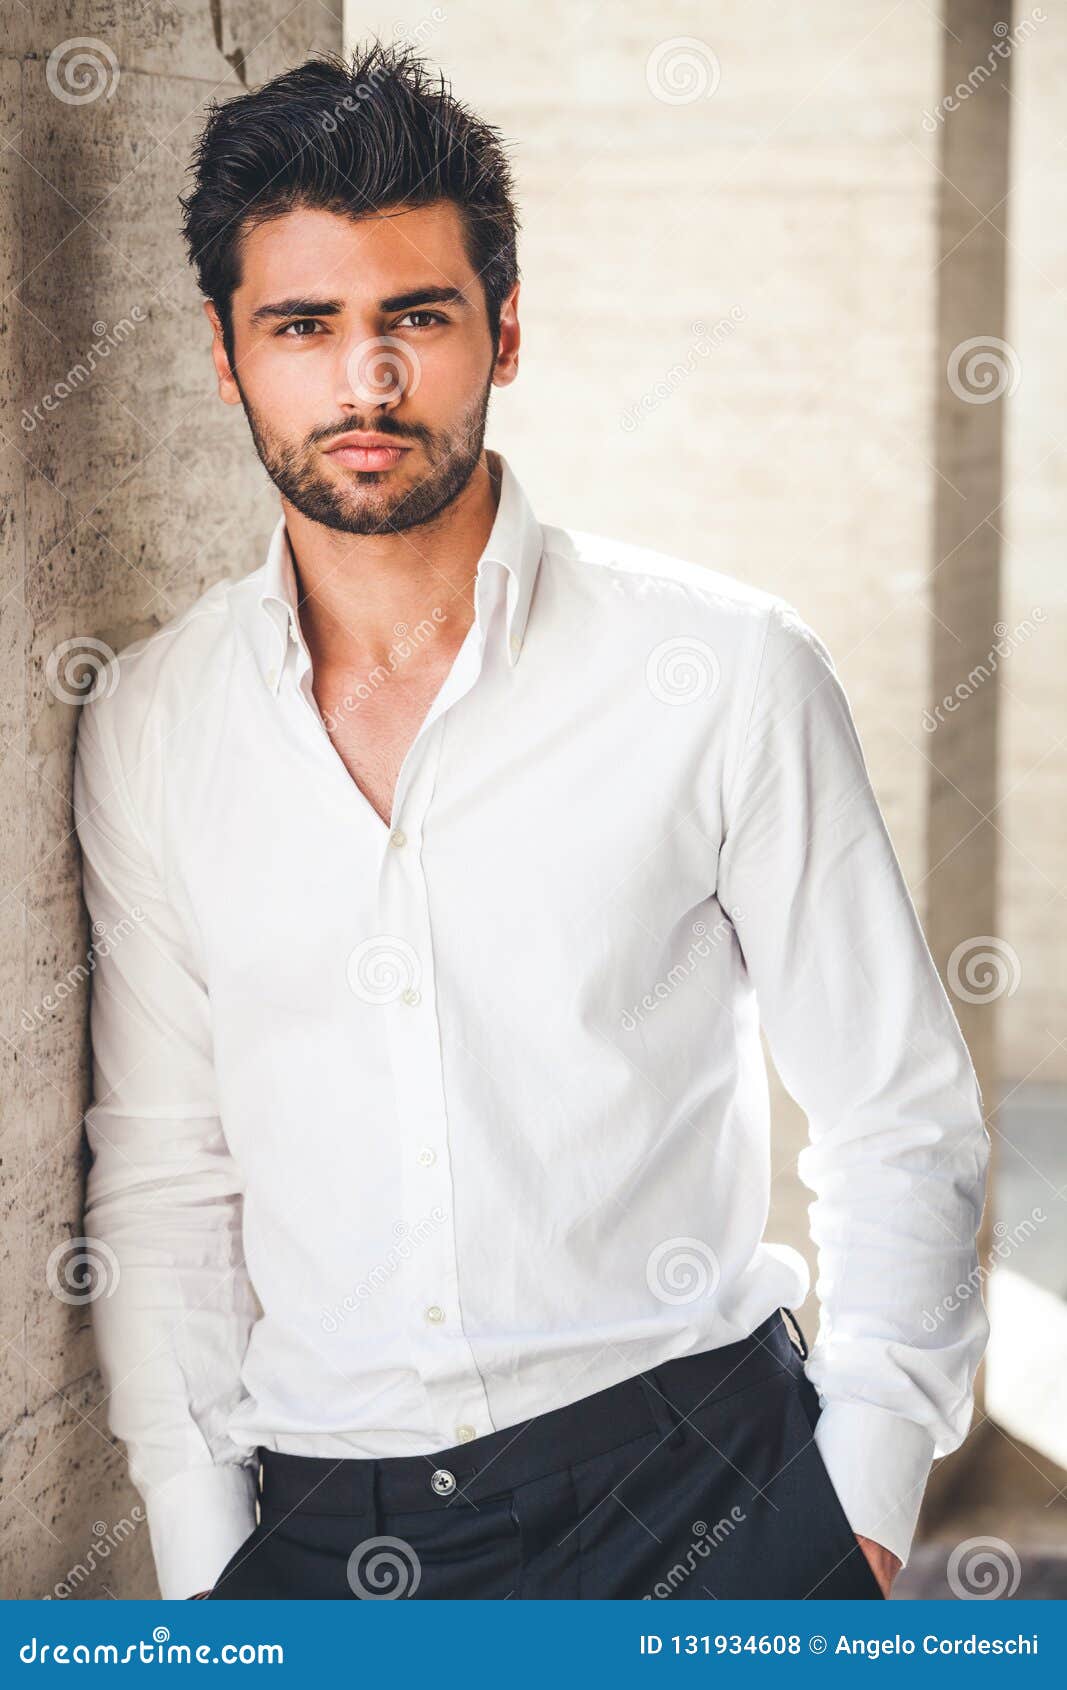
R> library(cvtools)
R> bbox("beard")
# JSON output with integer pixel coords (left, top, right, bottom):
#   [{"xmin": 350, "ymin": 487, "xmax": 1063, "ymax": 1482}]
[{"xmin": 236, "ymin": 374, "xmax": 493, "ymax": 537}]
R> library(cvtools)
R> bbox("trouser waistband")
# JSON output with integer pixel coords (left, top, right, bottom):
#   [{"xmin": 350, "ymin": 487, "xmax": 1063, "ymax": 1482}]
[{"xmin": 257, "ymin": 1307, "xmax": 806, "ymax": 1517}]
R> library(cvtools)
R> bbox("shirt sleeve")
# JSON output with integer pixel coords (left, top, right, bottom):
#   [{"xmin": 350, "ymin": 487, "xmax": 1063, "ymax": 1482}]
[
  {"xmin": 715, "ymin": 600, "xmax": 991, "ymax": 1568},
  {"xmin": 72, "ymin": 697, "xmax": 260, "ymax": 1599}
]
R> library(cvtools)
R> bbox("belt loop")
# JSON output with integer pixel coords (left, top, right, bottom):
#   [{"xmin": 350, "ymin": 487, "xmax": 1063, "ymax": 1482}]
[
  {"xmin": 781, "ymin": 1305, "xmax": 809, "ymax": 1361},
  {"xmin": 638, "ymin": 1371, "xmax": 686, "ymax": 1449},
  {"xmin": 369, "ymin": 1460, "xmax": 382, "ymax": 1538}
]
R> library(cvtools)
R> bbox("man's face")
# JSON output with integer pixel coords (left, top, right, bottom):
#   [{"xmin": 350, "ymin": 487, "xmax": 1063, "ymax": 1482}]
[{"xmin": 208, "ymin": 200, "xmax": 517, "ymax": 535}]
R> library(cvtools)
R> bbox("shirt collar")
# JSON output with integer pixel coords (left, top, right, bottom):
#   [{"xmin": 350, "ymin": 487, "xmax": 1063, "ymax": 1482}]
[{"xmin": 249, "ymin": 449, "xmax": 542, "ymax": 694}]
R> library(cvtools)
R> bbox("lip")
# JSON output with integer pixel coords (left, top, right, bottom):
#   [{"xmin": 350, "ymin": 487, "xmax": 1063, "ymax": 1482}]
[{"xmin": 323, "ymin": 434, "xmax": 412, "ymax": 471}]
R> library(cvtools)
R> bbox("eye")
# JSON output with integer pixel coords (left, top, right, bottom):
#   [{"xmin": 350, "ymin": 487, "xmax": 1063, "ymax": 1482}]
[
  {"xmin": 277, "ymin": 318, "xmax": 324, "ymax": 338},
  {"xmin": 393, "ymin": 310, "xmax": 447, "ymax": 330}
]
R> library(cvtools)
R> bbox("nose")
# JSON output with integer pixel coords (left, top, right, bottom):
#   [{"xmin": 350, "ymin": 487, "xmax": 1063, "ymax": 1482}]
[{"xmin": 337, "ymin": 333, "xmax": 420, "ymax": 413}]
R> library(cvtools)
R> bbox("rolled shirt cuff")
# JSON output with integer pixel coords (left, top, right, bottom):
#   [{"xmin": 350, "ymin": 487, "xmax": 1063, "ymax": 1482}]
[
  {"xmin": 144, "ymin": 1461, "xmax": 259, "ymax": 1599},
  {"xmin": 813, "ymin": 1399, "xmax": 937, "ymax": 1569}
]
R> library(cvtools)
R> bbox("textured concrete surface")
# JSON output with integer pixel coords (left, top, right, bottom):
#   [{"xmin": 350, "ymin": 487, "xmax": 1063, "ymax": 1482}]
[{"xmin": 1, "ymin": 0, "xmax": 341, "ymax": 1601}]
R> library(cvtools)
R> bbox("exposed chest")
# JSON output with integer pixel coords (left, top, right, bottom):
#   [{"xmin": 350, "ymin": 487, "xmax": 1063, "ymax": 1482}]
[{"xmin": 311, "ymin": 669, "xmax": 446, "ymax": 828}]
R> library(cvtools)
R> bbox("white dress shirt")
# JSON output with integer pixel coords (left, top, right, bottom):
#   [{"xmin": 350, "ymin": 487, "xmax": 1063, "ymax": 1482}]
[{"xmin": 73, "ymin": 449, "xmax": 989, "ymax": 1600}]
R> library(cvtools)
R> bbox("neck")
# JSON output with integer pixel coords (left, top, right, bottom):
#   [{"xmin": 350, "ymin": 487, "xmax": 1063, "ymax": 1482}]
[{"xmin": 284, "ymin": 450, "xmax": 502, "ymax": 673}]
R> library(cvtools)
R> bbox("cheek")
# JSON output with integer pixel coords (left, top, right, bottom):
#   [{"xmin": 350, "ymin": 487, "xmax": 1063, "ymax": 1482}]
[{"xmin": 408, "ymin": 343, "xmax": 490, "ymax": 422}]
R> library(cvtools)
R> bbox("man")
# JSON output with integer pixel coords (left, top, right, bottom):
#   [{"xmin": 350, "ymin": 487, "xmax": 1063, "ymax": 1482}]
[{"xmin": 73, "ymin": 42, "xmax": 989, "ymax": 1603}]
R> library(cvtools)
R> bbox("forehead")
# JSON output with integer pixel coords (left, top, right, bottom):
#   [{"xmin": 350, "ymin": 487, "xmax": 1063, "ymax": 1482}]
[{"xmin": 233, "ymin": 200, "xmax": 475, "ymax": 306}]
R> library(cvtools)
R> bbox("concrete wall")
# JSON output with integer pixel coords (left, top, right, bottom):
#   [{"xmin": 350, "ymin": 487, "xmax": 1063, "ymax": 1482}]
[{"xmin": 1, "ymin": 1, "xmax": 340, "ymax": 1601}]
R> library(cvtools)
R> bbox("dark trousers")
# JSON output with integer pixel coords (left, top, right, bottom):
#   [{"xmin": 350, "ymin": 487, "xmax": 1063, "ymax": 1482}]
[{"xmin": 208, "ymin": 1310, "xmax": 884, "ymax": 1600}]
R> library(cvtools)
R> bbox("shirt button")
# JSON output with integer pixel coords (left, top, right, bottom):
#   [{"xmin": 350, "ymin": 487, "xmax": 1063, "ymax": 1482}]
[
  {"xmin": 510, "ymin": 633, "xmax": 521, "ymax": 658},
  {"xmin": 401, "ymin": 987, "xmax": 421, "ymax": 1007},
  {"xmin": 389, "ymin": 829, "xmax": 407, "ymax": 849},
  {"xmin": 265, "ymin": 668, "xmax": 277, "ymax": 688},
  {"xmin": 416, "ymin": 1146, "xmax": 436, "ymax": 1167},
  {"xmin": 456, "ymin": 1424, "xmax": 476, "ymax": 1443},
  {"xmin": 425, "ymin": 1304, "xmax": 445, "ymax": 1324}
]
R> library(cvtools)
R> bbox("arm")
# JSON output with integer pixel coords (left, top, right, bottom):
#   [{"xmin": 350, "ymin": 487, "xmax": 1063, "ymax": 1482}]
[
  {"xmin": 73, "ymin": 699, "xmax": 259, "ymax": 1600},
  {"xmin": 716, "ymin": 601, "xmax": 991, "ymax": 1569}
]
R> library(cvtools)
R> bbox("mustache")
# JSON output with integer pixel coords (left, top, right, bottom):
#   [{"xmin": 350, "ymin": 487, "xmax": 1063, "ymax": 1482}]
[{"xmin": 308, "ymin": 418, "xmax": 430, "ymax": 449}]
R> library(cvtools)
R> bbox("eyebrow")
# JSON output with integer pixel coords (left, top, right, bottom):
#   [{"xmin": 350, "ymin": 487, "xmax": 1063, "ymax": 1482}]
[{"xmin": 250, "ymin": 287, "xmax": 469, "ymax": 326}]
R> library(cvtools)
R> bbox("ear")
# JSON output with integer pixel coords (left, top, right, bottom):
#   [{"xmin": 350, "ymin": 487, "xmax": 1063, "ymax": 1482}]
[
  {"xmin": 204, "ymin": 301, "xmax": 242, "ymax": 406},
  {"xmin": 492, "ymin": 281, "xmax": 520, "ymax": 389}
]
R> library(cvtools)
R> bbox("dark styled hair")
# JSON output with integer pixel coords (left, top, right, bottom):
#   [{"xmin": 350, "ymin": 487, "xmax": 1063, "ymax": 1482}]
[{"xmin": 180, "ymin": 41, "xmax": 520, "ymax": 364}]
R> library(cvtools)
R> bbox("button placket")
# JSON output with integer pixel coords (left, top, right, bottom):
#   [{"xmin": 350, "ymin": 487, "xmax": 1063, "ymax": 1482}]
[{"xmin": 378, "ymin": 719, "xmax": 493, "ymax": 1443}]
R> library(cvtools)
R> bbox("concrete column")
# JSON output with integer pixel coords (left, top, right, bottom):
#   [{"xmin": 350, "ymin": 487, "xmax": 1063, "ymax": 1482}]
[{"xmin": 1, "ymin": 2, "xmax": 339, "ymax": 1600}]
